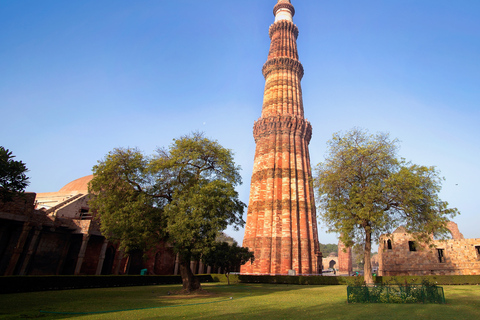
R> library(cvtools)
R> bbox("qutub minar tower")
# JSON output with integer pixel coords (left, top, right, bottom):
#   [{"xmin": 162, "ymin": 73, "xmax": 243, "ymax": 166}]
[{"xmin": 242, "ymin": 0, "xmax": 322, "ymax": 275}]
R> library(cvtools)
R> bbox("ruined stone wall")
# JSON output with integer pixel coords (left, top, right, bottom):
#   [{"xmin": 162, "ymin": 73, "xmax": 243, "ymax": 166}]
[
  {"xmin": 0, "ymin": 220, "xmax": 23, "ymax": 274},
  {"xmin": 28, "ymin": 231, "xmax": 68, "ymax": 275},
  {"xmin": 79, "ymin": 235, "xmax": 104, "ymax": 275},
  {"xmin": 379, "ymin": 223, "xmax": 480, "ymax": 276},
  {"xmin": 0, "ymin": 182, "xmax": 186, "ymax": 276},
  {"xmin": 0, "ymin": 192, "xmax": 36, "ymax": 217},
  {"xmin": 337, "ymin": 240, "xmax": 352, "ymax": 275},
  {"xmin": 322, "ymin": 256, "xmax": 338, "ymax": 271},
  {"xmin": 144, "ymin": 242, "xmax": 176, "ymax": 275}
]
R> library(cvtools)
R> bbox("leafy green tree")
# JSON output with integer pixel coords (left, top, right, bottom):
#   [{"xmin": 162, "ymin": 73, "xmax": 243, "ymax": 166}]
[
  {"xmin": 351, "ymin": 243, "xmax": 365, "ymax": 270},
  {"xmin": 89, "ymin": 133, "xmax": 246, "ymax": 292},
  {"xmin": 313, "ymin": 128, "xmax": 458, "ymax": 284},
  {"xmin": 202, "ymin": 242, "xmax": 254, "ymax": 285},
  {"xmin": 319, "ymin": 243, "xmax": 338, "ymax": 256},
  {"xmin": 216, "ymin": 232, "xmax": 237, "ymax": 245},
  {"xmin": 0, "ymin": 147, "xmax": 29, "ymax": 202},
  {"xmin": 88, "ymin": 147, "xmax": 163, "ymax": 254}
]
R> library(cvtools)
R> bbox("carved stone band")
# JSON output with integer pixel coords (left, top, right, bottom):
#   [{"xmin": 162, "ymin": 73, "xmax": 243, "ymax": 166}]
[{"xmin": 262, "ymin": 57, "xmax": 304, "ymax": 79}]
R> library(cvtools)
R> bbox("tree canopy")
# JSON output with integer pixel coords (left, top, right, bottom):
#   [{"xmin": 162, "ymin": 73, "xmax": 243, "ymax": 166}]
[
  {"xmin": 319, "ymin": 243, "xmax": 339, "ymax": 256},
  {"xmin": 88, "ymin": 133, "xmax": 246, "ymax": 291},
  {"xmin": 0, "ymin": 147, "xmax": 29, "ymax": 202},
  {"xmin": 202, "ymin": 241, "xmax": 254, "ymax": 285},
  {"xmin": 313, "ymin": 128, "xmax": 458, "ymax": 284}
]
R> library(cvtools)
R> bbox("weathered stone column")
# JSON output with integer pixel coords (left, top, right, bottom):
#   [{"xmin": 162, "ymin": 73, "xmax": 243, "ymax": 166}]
[
  {"xmin": 74, "ymin": 234, "xmax": 90, "ymax": 275},
  {"xmin": 190, "ymin": 261, "xmax": 197, "ymax": 274},
  {"xmin": 174, "ymin": 253, "xmax": 180, "ymax": 275},
  {"xmin": 55, "ymin": 233, "xmax": 72, "ymax": 275},
  {"xmin": 113, "ymin": 250, "xmax": 124, "ymax": 275},
  {"xmin": 198, "ymin": 260, "xmax": 205, "ymax": 274},
  {"xmin": 95, "ymin": 239, "xmax": 109, "ymax": 275},
  {"xmin": 19, "ymin": 227, "xmax": 42, "ymax": 275},
  {"xmin": 5, "ymin": 222, "xmax": 32, "ymax": 275},
  {"xmin": 337, "ymin": 240, "xmax": 352, "ymax": 275}
]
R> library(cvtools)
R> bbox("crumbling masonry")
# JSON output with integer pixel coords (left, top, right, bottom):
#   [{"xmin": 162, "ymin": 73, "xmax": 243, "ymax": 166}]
[{"xmin": 379, "ymin": 222, "xmax": 480, "ymax": 276}]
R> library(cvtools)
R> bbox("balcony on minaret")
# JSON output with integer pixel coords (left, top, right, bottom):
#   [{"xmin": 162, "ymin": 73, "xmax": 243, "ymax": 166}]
[{"xmin": 274, "ymin": 0, "xmax": 294, "ymax": 22}]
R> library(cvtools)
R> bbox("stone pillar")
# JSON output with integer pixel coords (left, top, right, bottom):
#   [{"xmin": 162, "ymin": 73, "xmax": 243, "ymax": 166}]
[
  {"xmin": 74, "ymin": 234, "xmax": 90, "ymax": 275},
  {"xmin": 317, "ymin": 251, "xmax": 323, "ymax": 274},
  {"xmin": 123, "ymin": 255, "xmax": 131, "ymax": 274},
  {"xmin": 190, "ymin": 260, "xmax": 197, "ymax": 274},
  {"xmin": 55, "ymin": 233, "xmax": 72, "ymax": 275},
  {"xmin": 18, "ymin": 227, "xmax": 42, "ymax": 275},
  {"xmin": 113, "ymin": 250, "xmax": 124, "ymax": 275},
  {"xmin": 95, "ymin": 239, "xmax": 109, "ymax": 275},
  {"xmin": 337, "ymin": 240, "xmax": 353, "ymax": 275},
  {"xmin": 5, "ymin": 222, "xmax": 32, "ymax": 275},
  {"xmin": 174, "ymin": 253, "xmax": 180, "ymax": 275},
  {"xmin": 198, "ymin": 261, "xmax": 205, "ymax": 274}
]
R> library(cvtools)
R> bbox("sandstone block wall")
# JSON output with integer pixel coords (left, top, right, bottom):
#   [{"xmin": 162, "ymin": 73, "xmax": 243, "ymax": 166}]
[
  {"xmin": 379, "ymin": 223, "xmax": 480, "ymax": 276},
  {"xmin": 337, "ymin": 240, "xmax": 352, "ymax": 275}
]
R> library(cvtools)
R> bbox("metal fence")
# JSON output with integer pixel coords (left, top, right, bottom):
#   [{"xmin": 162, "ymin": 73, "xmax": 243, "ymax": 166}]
[{"xmin": 347, "ymin": 284, "xmax": 445, "ymax": 304}]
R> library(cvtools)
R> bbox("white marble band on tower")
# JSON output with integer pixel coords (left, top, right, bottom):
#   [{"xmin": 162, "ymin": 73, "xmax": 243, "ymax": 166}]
[
  {"xmin": 275, "ymin": 8, "xmax": 293, "ymax": 22},
  {"xmin": 274, "ymin": 0, "xmax": 294, "ymax": 22}
]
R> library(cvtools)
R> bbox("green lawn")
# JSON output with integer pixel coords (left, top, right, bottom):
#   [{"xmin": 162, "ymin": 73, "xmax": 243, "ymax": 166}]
[{"xmin": 1, "ymin": 284, "xmax": 479, "ymax": 319}]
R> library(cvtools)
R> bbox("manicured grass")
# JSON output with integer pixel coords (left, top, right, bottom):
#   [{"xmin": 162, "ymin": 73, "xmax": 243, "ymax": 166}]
[{"xmin": 1, "ymin": 284, "xmax": 480, "ymax": 319}]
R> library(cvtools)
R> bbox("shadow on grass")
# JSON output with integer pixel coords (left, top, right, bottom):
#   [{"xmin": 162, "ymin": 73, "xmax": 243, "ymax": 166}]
[
  {"xmin": 2, "ymin": 284, "xmax": 479, "ymax": 320},
  {"xmin": 0, "ymin": 283, "xmax": 314, "ymax": 319}
]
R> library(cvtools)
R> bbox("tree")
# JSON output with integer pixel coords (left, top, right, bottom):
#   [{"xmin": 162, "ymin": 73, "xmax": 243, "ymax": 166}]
[
  {"xmin": 319, "ymin": 243, "xmax": 339, "ymax": 256},
  {"xmin": 313, "ymin": 128, "xmax": 458, "ymax": 284},
  {"xmin": 0, "ymin": 147, "xmax": 29, "ymax": 202},
  {"xmin": 89, "ymin": 133, "xmax": 246, "ymax": 291},
  {"xmin": 202, "ymin": 241, "xmax": 254, "ymax": 285},
  {"xmin": 351, "ymin": 243, "xmax": 365, "ymax": 270},
  {"xmin": 216, "ymin": 232, "xmax": 237, "ymax": 245}
]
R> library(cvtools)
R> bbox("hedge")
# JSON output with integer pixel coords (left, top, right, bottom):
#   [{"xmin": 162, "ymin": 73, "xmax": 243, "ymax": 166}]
[
  {"xmin": 213, "ymin": 274, "xmax": 480, "ymax": 286},
  {"xmin": 2, "ymin": 274, "xmax": 479, "ymax": 294},
  {"xmin": 0, "ymin": 274, "xmax": 214, "ymax": 294},
  {"xmin": 375, "ymin": 275, "xmax": 480, "ymax": 286}
]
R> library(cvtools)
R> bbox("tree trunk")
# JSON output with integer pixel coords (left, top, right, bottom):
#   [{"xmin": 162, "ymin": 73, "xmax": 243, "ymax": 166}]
[
  {"xmin": 179, "ymin": 259, "xmax": 201, "ymax": 292},
  {"xmin": 363, "ymin": 228, "xmax": 373, "ymax": 285}
]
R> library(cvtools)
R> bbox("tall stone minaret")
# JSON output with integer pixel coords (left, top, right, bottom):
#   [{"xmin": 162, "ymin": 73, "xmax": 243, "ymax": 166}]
[{"xmin": 242, "ymin": 0, "xmax": 322, "ymax": 275}]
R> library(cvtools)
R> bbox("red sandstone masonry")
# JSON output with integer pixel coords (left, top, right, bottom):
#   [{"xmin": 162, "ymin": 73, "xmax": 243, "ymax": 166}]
[
  {"xmin": 337, "ymin": 240, "xmax": 352, "ymax": 275},
  {"xmin": 242, "ymin": 1, "xmax": 321, "ymax": 275}
]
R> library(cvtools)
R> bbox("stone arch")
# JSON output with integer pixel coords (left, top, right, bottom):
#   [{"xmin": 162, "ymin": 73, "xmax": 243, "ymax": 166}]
[{"xmin": 329, "ymin": 259, "xmax": 336, "ymax": 269}]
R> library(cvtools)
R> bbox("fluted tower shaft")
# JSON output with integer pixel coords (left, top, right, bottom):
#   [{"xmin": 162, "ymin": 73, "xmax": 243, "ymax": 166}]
[{"xmin": 242, "ymin": 0, "xmax": 321, "ymax": 275}]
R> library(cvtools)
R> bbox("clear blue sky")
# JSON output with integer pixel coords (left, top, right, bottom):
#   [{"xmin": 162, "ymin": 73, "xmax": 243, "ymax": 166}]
[{"xmin": 1, "ymin": 1, "xmax": 479, "ymax": 247}]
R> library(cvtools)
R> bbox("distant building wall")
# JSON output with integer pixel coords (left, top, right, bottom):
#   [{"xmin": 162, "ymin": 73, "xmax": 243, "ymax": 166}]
[
  {"xmin": 322, "ymin": 256, "xmax": 338, "ymax": 271},
  {"xmin": 379, "ymin": 222, "xmax": 480, "ymax": 276}
]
